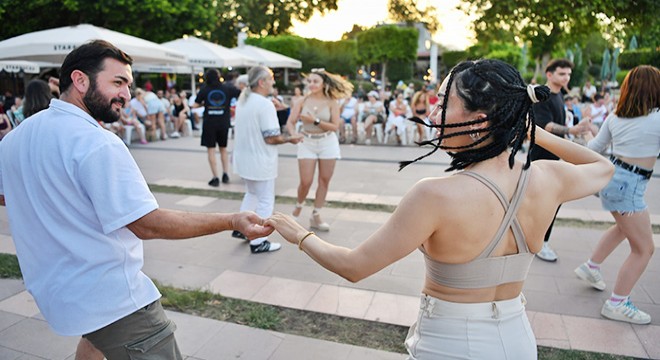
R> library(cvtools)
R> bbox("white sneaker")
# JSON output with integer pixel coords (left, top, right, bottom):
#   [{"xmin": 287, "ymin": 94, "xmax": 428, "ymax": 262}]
[
  {"xmin": 574, "ymin": 263, "xmax": 606, "ymax": 290},
  {"xmin": 365, "ymin": 139, "xmax": 371, "ymax": 145},
  {"xmin": 601, "ymin": 299, "xmax": 651, "ymax": 324},
  {"xmin": 535, "ymin": 243, "xmax": 558, "ymax": 262},
  {"xmin": 170, "ymin": 131, "xmax": 181, "ymax": 138}
]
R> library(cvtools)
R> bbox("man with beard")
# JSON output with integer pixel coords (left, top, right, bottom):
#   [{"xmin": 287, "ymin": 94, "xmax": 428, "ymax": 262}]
[{"xmin": 0, "ymin": 40, "xmax": 273, "ymax": 359}]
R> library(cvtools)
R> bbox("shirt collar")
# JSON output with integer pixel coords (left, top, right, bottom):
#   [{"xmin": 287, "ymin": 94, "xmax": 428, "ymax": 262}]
[{"xmin": 49, "ymin": 99, "xmax": 101, "ymax": 128}]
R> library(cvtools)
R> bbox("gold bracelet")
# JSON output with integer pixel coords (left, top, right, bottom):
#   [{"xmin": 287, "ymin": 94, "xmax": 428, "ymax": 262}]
[{"xmin": 298, "ymin": 231, "xmax": 315, "ymax": 251}]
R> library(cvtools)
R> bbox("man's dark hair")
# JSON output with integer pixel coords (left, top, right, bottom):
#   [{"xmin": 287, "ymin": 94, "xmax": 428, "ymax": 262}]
[
  {"xmin": 59, "ymin": 40, "xmax": 133, "ymax": 94},
  {"xmin": 400, "ymin": 59, "xmax": 551, "ymax": 172},
  {"xmin": 545, "ymin": 59, "xmax": 574, "ymax": 74},
  {"xmin": 204, "ymin": 69, "xmax": 221, "ymax": 86}
]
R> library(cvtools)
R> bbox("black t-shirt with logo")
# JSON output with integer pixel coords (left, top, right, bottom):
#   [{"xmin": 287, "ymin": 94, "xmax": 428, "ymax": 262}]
[{"xmin": 195, "ymin": 82, "xmax": 241, "ymax": 124}]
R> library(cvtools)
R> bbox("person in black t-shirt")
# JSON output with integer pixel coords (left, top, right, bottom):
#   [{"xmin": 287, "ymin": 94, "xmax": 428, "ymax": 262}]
[
  {"xmin": 194, "ymin": 69, "xmax": 241, "ymax": 186},
  {"xmin": 531, "ymin": 59, "xmax": 590, "ymax": 262}
]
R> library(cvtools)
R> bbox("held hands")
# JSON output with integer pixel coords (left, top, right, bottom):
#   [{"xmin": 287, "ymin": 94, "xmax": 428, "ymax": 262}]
[
  {"xmin": 232, "ymin": 212, "xmax": 274, "ymax": 240},
  {"xmin": 287, "ymin": 133, "xmax": 304, "ymax": 144},
  {"xmin": 265, "ymin": 212, "xmax": 310, "ymax": 246}
]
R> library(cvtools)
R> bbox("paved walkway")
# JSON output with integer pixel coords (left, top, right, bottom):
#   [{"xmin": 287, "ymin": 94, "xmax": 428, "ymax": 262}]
[{"xmin": 1, "ymin": 136, "xmax": 659, "ymax": 359}]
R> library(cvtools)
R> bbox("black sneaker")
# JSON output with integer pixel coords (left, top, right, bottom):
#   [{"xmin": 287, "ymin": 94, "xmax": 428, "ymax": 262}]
[
  {"xmin": 232, "ymin": 230, "xmax": 247, "ymax": 240},
  {"xmin": 222, "ymin": 173, "xmax": 230, "ymax": 184},
  {"xmin": 250, "ymin": 240, "xmax": 281, "ymax": 254},
  {"xmin": 208, "ymin": 177, "xmax": 220, "ymax": 187}
]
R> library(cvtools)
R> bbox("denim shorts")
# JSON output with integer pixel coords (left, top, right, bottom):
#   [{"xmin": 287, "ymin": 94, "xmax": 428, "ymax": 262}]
[{"xmin": 599, "ymin": 164, "xmax": 649, "ymax": 213}]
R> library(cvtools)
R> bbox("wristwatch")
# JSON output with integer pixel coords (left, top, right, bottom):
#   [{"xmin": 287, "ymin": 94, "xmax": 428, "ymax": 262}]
[{"xmin": 314, "ymin": 118, "xmax": 321, "ymax": 126}]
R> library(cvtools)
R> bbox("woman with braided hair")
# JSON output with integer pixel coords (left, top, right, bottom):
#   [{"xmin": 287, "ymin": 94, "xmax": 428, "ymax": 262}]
[{"xmin": 269, "ymin": 59, "xmax": 613, "ymax": 359}]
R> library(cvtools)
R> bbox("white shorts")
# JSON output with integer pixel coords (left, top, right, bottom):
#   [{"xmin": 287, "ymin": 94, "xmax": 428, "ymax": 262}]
[
  {"xmin": 297, "ymin": 132, "xmax": 341, "ymax": 160},
  {"xmin": 405, "ymin": 294, "xmax": 536, "ymax": 360}
]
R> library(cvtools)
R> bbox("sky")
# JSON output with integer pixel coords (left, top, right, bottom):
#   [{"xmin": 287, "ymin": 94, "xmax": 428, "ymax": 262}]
[{"xmin": 290, "ymin": 0, "xmax": 476, "ymax": 50}]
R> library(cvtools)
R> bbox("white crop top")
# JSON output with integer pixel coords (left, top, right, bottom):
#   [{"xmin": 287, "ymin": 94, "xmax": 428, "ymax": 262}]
[{"xmin": 587, "ymin": 109, "xmax": 660, "ymax": 158}]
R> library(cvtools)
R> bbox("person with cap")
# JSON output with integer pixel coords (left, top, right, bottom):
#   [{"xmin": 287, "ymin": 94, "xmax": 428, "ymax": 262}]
[{"xmin": 361, "ymin": 90, "xmax": 386, "ymax": 145}]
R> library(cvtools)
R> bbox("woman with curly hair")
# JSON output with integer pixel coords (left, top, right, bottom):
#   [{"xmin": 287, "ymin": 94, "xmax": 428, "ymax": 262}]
[
  {"xmin": 271, "ymin": 59, "xmax": 614, "ymax": 359},
  {"xmin": 285, "ymin": 69, "xmax": 353, "ymax": 231}
]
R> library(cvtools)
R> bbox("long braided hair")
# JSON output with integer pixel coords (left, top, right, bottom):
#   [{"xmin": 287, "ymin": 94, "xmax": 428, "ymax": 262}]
[{"xmin": 399, "ymin": 59, "xmax": 551, "ymax": 172}]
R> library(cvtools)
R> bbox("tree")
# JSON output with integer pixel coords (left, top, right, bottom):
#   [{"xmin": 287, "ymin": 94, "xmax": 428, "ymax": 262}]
[
  {"xmin": 342, "ymin": 25, "xmax": 366, "ymax": 40},
  {"xmin": 0, "ymin": 0, "xmax": 339, "ymax": 46},
  {"xmin": 356, "ymin": 26, "xmax": 418, "ymax": 86},
  {"xmin": 387, "ymin": 0, "xmax": 439, "ymax": 34},
  {"xmin": 0, "ymin": 0, "xmax": 218, "ymax": 43},
  {"xmin": 459, "ymin": 0, "xmax": 658, "ymax": 78}
]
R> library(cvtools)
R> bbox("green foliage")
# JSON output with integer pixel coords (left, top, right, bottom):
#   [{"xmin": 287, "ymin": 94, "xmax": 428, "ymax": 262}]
[
  {"xmin": 356, "ymin": 26, "xmax": 418, "ymax": 65},
  {"xmin": 483, "ymin": 43, "xmax": 522, "ymax": 69},
  {"xmin": 0, "ymin": 253, "xmax": 22, "ymax": 279},
  {"xmin": 386, "ymin": 60, "xmax": 413, "ymax": 84},
  {"xmin": 619, "ymin": 49, "xmax": 660, "ymax": 69},
  {"xmin": 459, "ymin": 0, "xmax": 658, "ymax": 67},
  {"xmin": 387, "ymin": 0, "xmax": 439, "ymax": 33},
  {"xmin": 616, "ymin": 70, "xmax": 630, "ymax": 85},
  {"xmin": 442, "ymin": 50, "xmax": 469, "ymax": 71},
  {"xmin": 247, "ymin": 35, "xmax": 358, "ymax": 78},
  {"xmin": 0, "ymin": 0, "xmax": 339, "ymax": 46},
  {"xmin": 350, "ymin": 81, "xmax": 376, "ymax": 93}
]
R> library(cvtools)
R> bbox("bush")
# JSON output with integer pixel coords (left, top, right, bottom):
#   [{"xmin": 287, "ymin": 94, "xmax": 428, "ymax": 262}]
[
  {"xmin": 616, "ymin": 70, "xmax": 630, "ymax": 85},
  {"xmin": 619, "ymin": 49, "xmax": 660, "ymax": 69},
  {"xmin": 443, "ymin": 50, "xmax": 469, "ymax": 71},
  {"xmin": 386, "ymin": 60, "xmax": 413, "ymax": 85}
]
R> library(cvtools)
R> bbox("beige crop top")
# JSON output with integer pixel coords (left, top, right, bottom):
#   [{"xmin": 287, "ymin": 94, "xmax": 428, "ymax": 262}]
[
  {"xmin": 300, "ymin": 100, "xmax": 332, "ymax": 133},
  {"xmin": 420, "ymin": 168, "xmax": 534, "ymax": 289}
]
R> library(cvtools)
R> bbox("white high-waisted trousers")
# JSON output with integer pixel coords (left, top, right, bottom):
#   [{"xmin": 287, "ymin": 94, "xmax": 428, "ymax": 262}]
[
  {"xmin": 405, "ymin": 293, "xmax": 537, "ymax": 360},
  {"xmin": 239, "ymin": 178, "xmax": 275, "ymax": 243}
]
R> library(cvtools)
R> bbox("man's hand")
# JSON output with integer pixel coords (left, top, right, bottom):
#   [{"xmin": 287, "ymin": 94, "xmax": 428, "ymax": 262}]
[
  {"xmin": 287, "ymin": 133, "xmax": 304, "ymax": 144},
  {"xmin": 231, "ymin": 212, "xmax": 274, "ymax": 240}
]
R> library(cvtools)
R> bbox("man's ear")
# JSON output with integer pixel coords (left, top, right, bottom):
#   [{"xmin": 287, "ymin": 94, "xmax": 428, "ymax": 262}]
[{"xmin": 69, "ymin": 70, "xmax": 89, "ymax": 94}]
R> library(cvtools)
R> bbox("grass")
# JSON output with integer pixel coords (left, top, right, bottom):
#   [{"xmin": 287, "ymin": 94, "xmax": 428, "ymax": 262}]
[
  {"xmin": 0, "ymin": 253, "xmax": 21, "ymax": 278},
  {"xmin": 0, "ymin": 254, "xmax": 639, "ymax": 359},
  {"xmin": 157, "ymin": 283, "xmax": 635, "ymax": 359}
]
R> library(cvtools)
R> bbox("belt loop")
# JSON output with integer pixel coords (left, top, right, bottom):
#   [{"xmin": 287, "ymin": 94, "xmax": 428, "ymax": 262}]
[{"xmin": 491, "ymin": 302, "xmax": 499, "ymax": 319}]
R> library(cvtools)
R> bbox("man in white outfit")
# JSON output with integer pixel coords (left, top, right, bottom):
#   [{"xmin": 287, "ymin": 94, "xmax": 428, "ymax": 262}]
[{"xmin": 233, "ymin": 66, "xmax": 303, "ymax": 253}]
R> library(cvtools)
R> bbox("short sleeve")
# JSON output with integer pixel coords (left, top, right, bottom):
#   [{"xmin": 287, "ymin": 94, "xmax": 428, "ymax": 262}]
[
  {"xmin": 78, "ymin": 137, "xmax": 158, "ymax": 234},
  {"xmin": 587, "ymin": 118, "xmax": 612, "ymax": 154},
  {"xmin": 260, "ymin": 100, "xmax": 281, "ymax": 138},
  {"xmin": 532, "ymin": 101, "xmax": 554, "ymax": 129}
]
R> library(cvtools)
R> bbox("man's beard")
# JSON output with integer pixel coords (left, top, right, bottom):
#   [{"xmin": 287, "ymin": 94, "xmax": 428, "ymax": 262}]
[{"xmin": 83, "ymin": 78, "xmax": 124, "ymax": 124}]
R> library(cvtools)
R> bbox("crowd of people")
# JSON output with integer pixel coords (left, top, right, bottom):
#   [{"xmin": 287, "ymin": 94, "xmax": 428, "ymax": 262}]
[{"xmin": 0, "ymin": 37, "xmax": 657, "ymax": 359}]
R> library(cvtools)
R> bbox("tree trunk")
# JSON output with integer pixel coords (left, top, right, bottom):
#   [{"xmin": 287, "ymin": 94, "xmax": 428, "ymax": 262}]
[{"xmin": 381, "ymin": 61, "xmax": 388, "ymax": 88}]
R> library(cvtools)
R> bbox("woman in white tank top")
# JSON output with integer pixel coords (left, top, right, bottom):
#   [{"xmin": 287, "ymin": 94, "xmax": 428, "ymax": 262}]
[{"xmin": 271, "ymin": 60, "xmax": 614, "ymax": 359}]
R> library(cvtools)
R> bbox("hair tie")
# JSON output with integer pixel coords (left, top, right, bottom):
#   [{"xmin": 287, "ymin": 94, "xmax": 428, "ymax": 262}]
[{"xmin": 526, "ymin": 84, "xmax": 539, "ymax": 103}]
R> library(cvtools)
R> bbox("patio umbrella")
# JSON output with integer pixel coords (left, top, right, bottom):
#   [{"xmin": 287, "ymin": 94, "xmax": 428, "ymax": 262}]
[
  {"xmin": 162, "ymin": 36, "xmax": 259, "ymax": 68},
  {"xmin": 629, "ymin": 36, "xmax": 638, "ymax": 50},
  {"xmin": 600, "ymin": 49, "xmax": 611, "ymax": 85},
  {"xmin": 0, "ymin": 60, "xmax": 40, "ymax": 74},
  {"xmin": 231, "ymin": 45, "xmax": 302, "ymax": 69},
  {"xmin": 0, "ymin": 24, "xmax": 188, "ymax": 66},
  {"xmin": 610, "ymin": 47, "xmax": 621, "ymax": 83}
]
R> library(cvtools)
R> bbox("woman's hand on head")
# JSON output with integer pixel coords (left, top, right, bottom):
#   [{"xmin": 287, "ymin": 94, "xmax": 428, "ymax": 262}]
[{"xmin": 265, "ymin": 212, "xmax": 310, "ymax": 245}]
